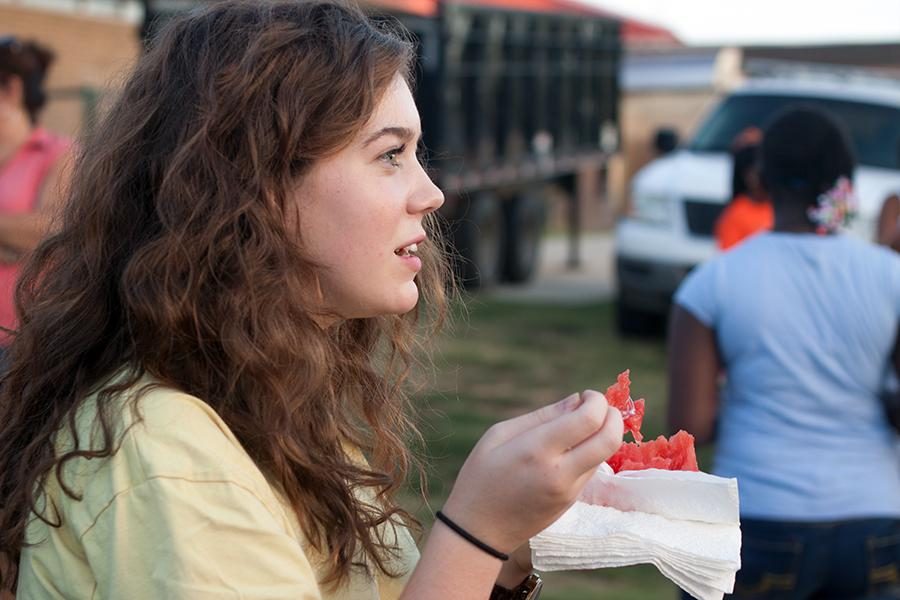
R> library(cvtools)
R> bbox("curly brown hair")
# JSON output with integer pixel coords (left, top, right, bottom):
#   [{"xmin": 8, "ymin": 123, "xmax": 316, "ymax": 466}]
[{"xmin": 0, "ymin": 0, "xmax": 452, "ymax": 591}]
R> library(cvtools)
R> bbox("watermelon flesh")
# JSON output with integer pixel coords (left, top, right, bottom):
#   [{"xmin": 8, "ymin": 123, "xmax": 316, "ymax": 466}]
[
  {"xmin": 607, "ymin": 430, "xmax": 699, "ymax": 473},
  {"xmin": 604, "ymin": 370, "xmax": 645, "ymax": 442},
  {"xmin": 603, "ymin": 370, "xmax": 699, "ymax": 473}
]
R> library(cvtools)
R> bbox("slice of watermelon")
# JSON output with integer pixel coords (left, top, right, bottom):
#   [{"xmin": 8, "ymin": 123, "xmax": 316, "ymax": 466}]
[
  {"xmin": 607, "ymin": 430, "xmax": 699, "ymax": 473},
  {"xmin": 605, "ymin": 369, "xmax": 645, "ymax": 442}
]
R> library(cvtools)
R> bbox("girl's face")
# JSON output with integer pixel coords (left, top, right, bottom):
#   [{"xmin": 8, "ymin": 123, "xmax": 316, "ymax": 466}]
[
  {"xmin": 296, "ymin": 74, "xmax": 444, "ymax": 320},
  {"xmin": 0, "ymin": 75, "xmax": 25, "ymax": 122}
]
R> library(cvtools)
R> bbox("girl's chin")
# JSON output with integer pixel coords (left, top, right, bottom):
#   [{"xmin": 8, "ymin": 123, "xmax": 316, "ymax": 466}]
[
  {"xmin": 393, "ymin": 291, "xmax": 420, "ymax": 315},
  {"xmin": 350, "ymin": 287, "xmax": 419, "ymax": 319},
  {"xmin": 387, "ymin": 283, "xmax": 420, "ymax": 316}
]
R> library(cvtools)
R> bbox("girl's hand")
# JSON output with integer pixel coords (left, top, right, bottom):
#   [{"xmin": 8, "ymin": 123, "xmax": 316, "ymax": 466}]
[{"xmin": 442, "ymin": 390, "xmax": 624, "ymax": 555}]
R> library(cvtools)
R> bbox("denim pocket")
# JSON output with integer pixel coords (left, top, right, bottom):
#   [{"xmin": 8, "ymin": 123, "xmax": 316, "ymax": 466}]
[
  {"xmin": 733, "ymin": 536, "xmax": 802, "ymax": 599},
  {"xmin": 867, "ymin": 529, "xmax": 900, "ymax": 594}
]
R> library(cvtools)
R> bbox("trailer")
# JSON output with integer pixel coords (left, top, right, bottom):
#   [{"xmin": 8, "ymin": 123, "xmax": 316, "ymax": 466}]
[{"xmin": 140, "ymin": 0, "xmax": 622, "ymax": 287}]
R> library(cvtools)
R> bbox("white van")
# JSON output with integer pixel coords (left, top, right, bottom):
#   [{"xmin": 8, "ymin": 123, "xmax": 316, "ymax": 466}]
[{"xmin": 614, "ymin": 75, "xmax": 900, "ymax": 333}]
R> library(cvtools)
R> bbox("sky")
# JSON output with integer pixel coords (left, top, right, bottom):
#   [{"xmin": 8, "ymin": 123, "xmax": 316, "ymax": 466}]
[{"xmin": 586, "ymin": 0, "xmax": 900, "ymax": 46}]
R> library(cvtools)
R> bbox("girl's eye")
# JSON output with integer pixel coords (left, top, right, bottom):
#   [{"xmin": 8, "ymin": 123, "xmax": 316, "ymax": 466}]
[{"xmin": 382, "ymin": 144, "xmax": 406, "ymax": 167}]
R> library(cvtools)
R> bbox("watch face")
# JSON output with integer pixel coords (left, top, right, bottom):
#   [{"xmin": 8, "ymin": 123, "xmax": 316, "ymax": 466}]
[
  {"xmin": 491, "ymin": 573, "xmax": 543, "ymax": 600},
  {"xmin": 523, "ymin": 574, "xmax": 543, "ymax": 600}
]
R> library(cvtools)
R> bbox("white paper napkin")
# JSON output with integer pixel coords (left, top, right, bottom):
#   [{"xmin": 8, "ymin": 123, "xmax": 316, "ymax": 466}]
[{"xmin": 531, "ymin": 466, "xmax": 741, "ymax": 600}]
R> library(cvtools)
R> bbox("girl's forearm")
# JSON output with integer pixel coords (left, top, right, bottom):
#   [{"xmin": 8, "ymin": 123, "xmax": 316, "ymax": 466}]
[{"xmin": 401, "ymin": 521, "xmax": 502, "ymax": 599}]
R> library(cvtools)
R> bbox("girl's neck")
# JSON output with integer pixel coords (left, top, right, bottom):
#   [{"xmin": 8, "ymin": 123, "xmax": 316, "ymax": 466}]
[
  {"xmin": 772, "ymin": 208, "xmax": 817, "ymax": 234},
  {"xmin": 749, "ymin": 190, "xmax": 769, "ymax": 203}
]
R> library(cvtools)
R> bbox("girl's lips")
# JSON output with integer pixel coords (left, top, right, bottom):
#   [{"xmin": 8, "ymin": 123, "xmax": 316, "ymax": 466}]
[
  {"xmin": 395, "ymin": 235, "xmax": 427, "ymax": 255},
  {"xmin": 399, "ymin": 253, "xmax": 422, "ymax": 271}
]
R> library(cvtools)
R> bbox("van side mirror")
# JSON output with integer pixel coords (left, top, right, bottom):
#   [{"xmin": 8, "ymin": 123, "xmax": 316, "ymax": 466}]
[{"xmin": 654, "ymin": 128, "xmax": 679, "ymax": 155}]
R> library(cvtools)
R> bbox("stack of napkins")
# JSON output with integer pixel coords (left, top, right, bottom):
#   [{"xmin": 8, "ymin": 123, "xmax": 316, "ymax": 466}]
[{"xmin": 531, "ymin": 465, "xmax": 741, "ymax": 600}]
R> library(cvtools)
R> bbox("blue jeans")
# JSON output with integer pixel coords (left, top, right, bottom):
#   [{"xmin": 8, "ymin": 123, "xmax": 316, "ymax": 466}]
[{"xmin": 682, "ymin": 518, "xmax": 900, "ymax": 599}]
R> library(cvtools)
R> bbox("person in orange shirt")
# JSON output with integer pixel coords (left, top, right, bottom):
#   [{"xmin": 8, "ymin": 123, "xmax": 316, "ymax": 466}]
[{"xmin": 714, "ymin": 127, "xmax": 773, "ymax": 250}]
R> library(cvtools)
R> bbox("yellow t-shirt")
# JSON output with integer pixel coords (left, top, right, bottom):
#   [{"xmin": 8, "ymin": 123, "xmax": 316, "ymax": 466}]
[{"xmin": 17, "ymin": 379, "xmax": 419, "ymax": 599}]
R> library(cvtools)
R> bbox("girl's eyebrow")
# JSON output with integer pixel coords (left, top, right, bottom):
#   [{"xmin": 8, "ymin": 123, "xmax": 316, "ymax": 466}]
[{"xmin": 362, "ymin": 126, "xmax": 420, "ymax": 147}]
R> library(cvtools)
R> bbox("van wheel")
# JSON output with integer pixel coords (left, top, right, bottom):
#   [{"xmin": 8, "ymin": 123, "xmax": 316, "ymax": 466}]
[
  {"xmin": 452, "ymin": 192, "xmax": 503, "ymax": 289},
  {"xmin": 501, "ymin": 191, "xmax": 546, "ymax": 283}
]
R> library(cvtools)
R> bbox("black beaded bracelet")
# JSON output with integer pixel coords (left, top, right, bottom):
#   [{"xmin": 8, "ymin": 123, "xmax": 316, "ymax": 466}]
[{"xmin": 435, "ymin": 510, "xmax": 509, "ymax": 561}]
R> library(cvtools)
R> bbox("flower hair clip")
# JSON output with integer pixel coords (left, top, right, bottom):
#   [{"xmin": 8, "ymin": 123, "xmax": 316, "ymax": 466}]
[{"xmin": 807, "ymin": 176, "xmax": 858, "ymax": 234}]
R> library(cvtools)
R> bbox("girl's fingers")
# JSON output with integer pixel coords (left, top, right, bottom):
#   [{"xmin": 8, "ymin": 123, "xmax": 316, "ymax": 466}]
[
  {"xmin": 530, "ymin": 390, "xmax": 613, "ymax": 454},
  {"xmin": 487, "ymin": 392, "xmax": 583, "ymax": 445},
  {"xmin": 562, "ymin": 406, "xmax": 624, "ymax": 476}
]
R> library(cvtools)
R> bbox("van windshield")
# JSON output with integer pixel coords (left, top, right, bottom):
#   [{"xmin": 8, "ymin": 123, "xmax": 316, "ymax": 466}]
[{"xmin": 690, "ymin": 94, "xmax": 900, "ymax": 170}]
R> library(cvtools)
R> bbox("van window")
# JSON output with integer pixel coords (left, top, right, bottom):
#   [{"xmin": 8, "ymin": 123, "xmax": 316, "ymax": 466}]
[{"xmin": 690, "ymin": 94, "xmax": 900, "ymax": 170}]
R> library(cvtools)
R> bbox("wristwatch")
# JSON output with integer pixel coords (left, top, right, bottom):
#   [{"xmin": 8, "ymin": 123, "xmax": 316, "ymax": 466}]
[{"xmin": 489, "ymin": 573, "xmax": 543, "ymax": 600}]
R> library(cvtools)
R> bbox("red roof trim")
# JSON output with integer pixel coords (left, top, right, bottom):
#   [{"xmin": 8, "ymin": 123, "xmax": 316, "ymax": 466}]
[{"xmin": 364, "ymin": 0, "xmax": 681, "ymax": 45}]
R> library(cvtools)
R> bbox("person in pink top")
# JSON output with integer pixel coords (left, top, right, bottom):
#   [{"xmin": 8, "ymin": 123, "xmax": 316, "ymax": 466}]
[{"xmin": 0, "ymin": 36, "xmax": 72, "ymax": 343}]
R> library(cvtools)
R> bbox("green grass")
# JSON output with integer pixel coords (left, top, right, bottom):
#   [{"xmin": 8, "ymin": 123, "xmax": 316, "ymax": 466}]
[{"xmin": 407, "ymin": 299, "xmax": 684, "ymax": 600}]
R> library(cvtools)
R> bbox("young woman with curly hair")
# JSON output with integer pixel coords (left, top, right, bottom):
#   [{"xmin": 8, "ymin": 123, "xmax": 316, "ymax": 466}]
[{"xmin": 0, "ymin": 2, "xmax": 624, "ymax": 598}]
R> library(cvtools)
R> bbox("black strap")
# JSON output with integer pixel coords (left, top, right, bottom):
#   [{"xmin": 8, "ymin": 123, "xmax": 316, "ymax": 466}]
[{"xmin": 435, "ymin": 510, "xmax": 509, "ymax": 561}]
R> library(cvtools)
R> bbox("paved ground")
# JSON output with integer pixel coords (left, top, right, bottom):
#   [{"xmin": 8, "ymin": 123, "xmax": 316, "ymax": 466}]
[{"xmin": 487, "ymin": 232, "xmax": 616, "ymax": 305}]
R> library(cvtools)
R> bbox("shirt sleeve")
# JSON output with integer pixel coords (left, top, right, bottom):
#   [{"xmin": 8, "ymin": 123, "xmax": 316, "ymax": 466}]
[
  {"xmin": 674, "ymin": 259, "xmax": 720, "ymax": 328},
  {"xmin": 80, "ymin": 476, "xmax": 323, "ymax": 600}
]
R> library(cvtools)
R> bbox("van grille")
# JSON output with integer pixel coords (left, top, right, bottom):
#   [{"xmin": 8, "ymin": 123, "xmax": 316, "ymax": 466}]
[{"xmin": 683, "ymin": 199, "xmax": 725, "ymax": 237}]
